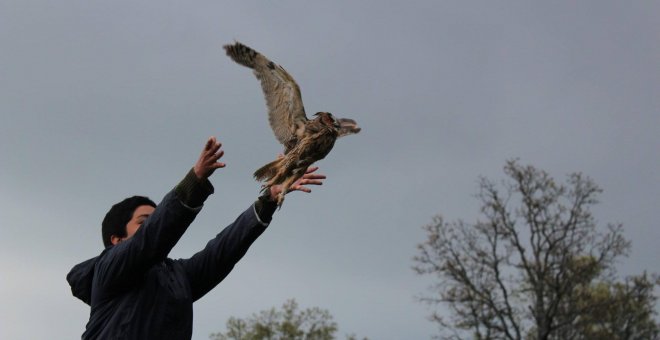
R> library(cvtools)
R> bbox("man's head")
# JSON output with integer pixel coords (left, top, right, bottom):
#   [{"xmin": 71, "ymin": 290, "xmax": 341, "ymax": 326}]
[{"xmin": 102, "ymin": 196, "xmax": 156, "ymax": 247}]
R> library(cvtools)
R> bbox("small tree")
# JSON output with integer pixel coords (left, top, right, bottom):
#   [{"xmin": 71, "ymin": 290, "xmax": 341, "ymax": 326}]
[
  {"xmin": 210, "ymin": 299, "xmax": 367, "ymax": 340},
  {"xmin": 570, "ymin": 272, "xmax": 659, "ymax": 339},
  {"xmin": 413, "ymin": 160, "xmax": 658, "ymax": 340}
]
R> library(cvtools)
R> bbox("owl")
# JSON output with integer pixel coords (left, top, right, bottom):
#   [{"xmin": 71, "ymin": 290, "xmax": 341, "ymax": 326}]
[{"xmin": 223, "ymin": 41, "xmax": 361, "ymax": 206}]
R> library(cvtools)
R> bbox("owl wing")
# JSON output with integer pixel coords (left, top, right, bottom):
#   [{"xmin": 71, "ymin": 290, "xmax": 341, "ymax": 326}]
[{"xmin": 224, "ymin": 42, "xmax": 308, "ymax": 150}]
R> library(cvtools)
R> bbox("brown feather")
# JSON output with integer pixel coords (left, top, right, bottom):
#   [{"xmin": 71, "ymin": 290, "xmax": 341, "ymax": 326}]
[
  {"xmin": 224, "ymin": 42, "xmax": 361, "ymax": 206},
  {"xmin": 223, "ymin": 42, "xmax": 308, "ymax": 149}
]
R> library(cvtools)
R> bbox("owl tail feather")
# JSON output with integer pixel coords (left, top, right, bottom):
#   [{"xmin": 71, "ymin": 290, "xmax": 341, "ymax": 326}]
[{"xmin": 254, "ymin": 158, "xmax": 282, "ymax": 182}]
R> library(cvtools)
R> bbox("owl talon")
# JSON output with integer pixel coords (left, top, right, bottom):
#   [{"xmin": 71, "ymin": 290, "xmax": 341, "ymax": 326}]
[{"xmin": 276, "ymin": 193, "xmax": 285, "ymax": 208}]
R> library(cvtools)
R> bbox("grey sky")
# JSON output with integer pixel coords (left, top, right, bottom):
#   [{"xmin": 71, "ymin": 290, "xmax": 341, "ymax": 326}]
[{"xmin": 1, "ymin": 1, "xmax": 658, "ymax": 339}]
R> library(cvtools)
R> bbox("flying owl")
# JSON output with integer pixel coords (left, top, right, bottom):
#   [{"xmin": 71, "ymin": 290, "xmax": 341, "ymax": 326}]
[{"xmin": 223, "ymin": 41, "xmax": 361, "ymax": 206}]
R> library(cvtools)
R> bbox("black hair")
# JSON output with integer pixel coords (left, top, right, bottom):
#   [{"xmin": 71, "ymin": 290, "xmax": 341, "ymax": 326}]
[{"xmin": 101, "ymin": 196, "xmax": 156, "ymax": 247}]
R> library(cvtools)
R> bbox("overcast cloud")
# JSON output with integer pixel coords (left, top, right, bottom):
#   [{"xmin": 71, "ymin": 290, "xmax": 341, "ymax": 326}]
[{"xmin": 1, "ymin": 1, "xmax": 658, "ymax": 339}]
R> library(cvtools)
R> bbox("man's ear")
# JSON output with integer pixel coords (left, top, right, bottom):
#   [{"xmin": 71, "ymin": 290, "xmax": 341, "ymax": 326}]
[{"xmin": 110, "ymin": 235, "xmax": 123, "ymax": 245}]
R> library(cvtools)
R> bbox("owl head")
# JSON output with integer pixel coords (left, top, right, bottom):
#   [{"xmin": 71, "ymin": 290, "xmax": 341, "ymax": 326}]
[
  {"xmin": 314, "ymin": 112, "xmax": 339, "ymax": 128},
  {"xmin": 314, "ymin": 112, "xmax": 361, "ymax": 137}
]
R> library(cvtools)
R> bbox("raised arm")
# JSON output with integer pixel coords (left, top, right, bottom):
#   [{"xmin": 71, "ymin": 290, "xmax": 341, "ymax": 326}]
[
  {"xmin": 181, "ymin": 166, "xmax": 326, "ymax": 301},
  {"xmin": 93, "ymin": 137, "xmax": 225, "ymax": 293}
]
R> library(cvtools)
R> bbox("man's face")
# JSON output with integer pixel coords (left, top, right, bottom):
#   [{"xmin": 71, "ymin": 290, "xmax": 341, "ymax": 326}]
[{"xmin": 112, "ymin": 205, "xmax": 155, "ymax": 245}]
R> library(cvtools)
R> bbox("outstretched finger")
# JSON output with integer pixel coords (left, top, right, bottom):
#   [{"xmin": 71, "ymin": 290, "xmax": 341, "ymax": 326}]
[
  {"xmin": 211, "ymin": 149, "xmax": 225, "ymax": 161},
  {"xmin": 202, "ymin": 137, "xmax": 220, "ymax": 156},
  {"xmin": 205, "ymin": 137, "xmax": 215, "ymax": 150},
  {"xmin": 208, "ymin": 142, "xmax": 222, "ymax": 157},
  {"xmin": 302, "ymin": 173, "xmax": 326, "ymax": 180},
  {"xmin": 290, "ymin": 185, "xmax": 312, "ymax": 193},
  {"xmin": 308, "ymin": 179, "xmax": 324, "ymax": 185},
  {"xmin": 305, "ymin": 166, "xmax": 319, "ymax": 174},
  {"xmin": 298, "ymin": 178, "xmax": 323, "ymax": 186}
]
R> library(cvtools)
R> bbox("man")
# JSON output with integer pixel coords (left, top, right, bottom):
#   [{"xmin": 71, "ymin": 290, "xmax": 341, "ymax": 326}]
[{"xmin": 66, "ymin": 136, "xmax": 325, "ymax": 339}]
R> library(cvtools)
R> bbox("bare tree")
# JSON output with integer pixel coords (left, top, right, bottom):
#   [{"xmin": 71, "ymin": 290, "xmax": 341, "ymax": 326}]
[{"xmin": 412, "ymin": 160, "xmax": 654, "ymax": 340}]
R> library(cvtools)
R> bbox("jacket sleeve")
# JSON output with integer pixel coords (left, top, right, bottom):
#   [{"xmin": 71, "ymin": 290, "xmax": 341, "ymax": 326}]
[
  {"xmin": 180, "ymin": 199, "xmax": 276, "ymax": 301},
  {"xmin": 93, "ymin": 170, "xmax": 212, "ymax": 294}
]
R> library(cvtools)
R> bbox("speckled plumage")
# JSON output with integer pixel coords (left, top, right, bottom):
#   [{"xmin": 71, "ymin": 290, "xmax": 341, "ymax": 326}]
[{"xmin": 224, "ymin": 41, "xmax": 360, "ymax": 206}]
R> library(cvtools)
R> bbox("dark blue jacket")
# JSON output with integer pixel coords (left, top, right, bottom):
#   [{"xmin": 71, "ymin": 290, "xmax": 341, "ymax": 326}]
[{"xmin": 67, "ymin": 179, "xmax": 275, "ymax": 339}]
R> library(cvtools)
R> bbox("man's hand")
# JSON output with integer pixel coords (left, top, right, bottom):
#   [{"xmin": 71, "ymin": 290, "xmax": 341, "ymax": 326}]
[
  {"xmin": 268, "ymin": 166, "xmax": 326, "ymax": 199},
  {"xmin": 194, "ymin": 136, "xmax": 226, "ymax": 180}
]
